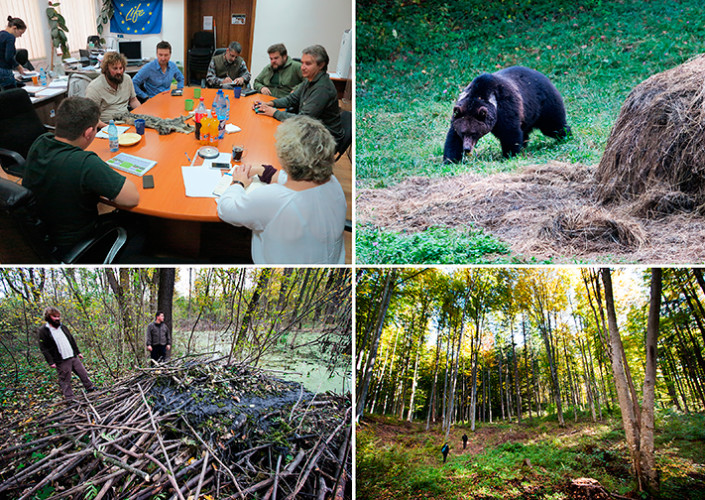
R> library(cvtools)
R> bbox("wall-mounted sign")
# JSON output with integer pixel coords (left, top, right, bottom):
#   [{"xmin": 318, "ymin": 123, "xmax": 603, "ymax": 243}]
[
  {"xmin": 203, "ymin": 16, "xmax": 213, "ymax": 30},
  {"xmin": 232, "ymin": 14, "xmax": 246, "ymax": 25}
]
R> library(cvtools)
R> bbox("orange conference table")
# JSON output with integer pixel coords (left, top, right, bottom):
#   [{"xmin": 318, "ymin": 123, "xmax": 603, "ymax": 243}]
[{"xmin": 88, "ymin": 89, "xmax": 279, "ymax": 258}]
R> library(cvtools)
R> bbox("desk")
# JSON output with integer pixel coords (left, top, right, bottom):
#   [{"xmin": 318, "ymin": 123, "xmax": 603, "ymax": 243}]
[{"xmin": 88, "ymin": 88, "xmax": 282, "ymax": 259}]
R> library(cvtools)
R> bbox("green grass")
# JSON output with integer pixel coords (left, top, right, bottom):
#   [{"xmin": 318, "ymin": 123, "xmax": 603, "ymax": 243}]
[
  {"xmin": 356, "ymin": 224, "xmax": 516, "ymax": 264},
  {"xmin": 356, "ymin": 412, "xmax": 705, "ymax": 500},
  {"xmin": 355, "ymin": 0, "xmax": 705, "ymax": 262}
]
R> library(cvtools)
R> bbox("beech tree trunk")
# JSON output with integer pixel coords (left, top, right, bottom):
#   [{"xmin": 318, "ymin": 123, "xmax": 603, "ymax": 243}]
[{"xmin": 356, "ymin": 269, "xmax": 395, "ymax": 422}]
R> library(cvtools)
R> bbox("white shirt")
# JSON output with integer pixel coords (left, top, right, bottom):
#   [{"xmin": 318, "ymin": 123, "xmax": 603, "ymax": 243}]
[
  {"xmin": 217, "ymin": 171, "xmax": 346, "ymax": 264},
  {"xmin": 47, "ymin": 323, "xmax": 74, "ymax": 360}
]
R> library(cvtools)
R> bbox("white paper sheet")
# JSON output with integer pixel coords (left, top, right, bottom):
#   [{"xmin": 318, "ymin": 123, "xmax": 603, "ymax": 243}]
[
  {"xmin": 95, "ymin": 126, "xmax": 130, "ymax": 139},
  {"xmin": 181, "ymin": 166, "xmax": 223, "ymax": 198}
]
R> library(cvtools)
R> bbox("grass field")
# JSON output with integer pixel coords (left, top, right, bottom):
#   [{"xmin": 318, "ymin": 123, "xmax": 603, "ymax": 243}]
[
  {"xmin": 356, "ymin": 0, "xmax": 705, "ymax": 263},
  {"xmin": 356, "ymin": 412, "xmax": 705, "ymax": 499}
]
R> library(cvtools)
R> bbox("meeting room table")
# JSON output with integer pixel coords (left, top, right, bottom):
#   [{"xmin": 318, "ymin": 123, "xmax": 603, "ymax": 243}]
[{"xmin": 88, "ymin": 87, "xmax": 281, "ymax": 260}]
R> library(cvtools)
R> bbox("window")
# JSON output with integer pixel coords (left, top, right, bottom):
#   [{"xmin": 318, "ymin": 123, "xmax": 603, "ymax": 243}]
[{"xmin": 12, "ymin": 0, "xmax": 98, "ymax": 62}]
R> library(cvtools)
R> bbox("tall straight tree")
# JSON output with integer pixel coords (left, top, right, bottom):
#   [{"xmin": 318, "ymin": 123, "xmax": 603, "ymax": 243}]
[
  {"xmin": 356, "ymin": 269, "xmax": 396, "ymax": 422},
  {"xmin": 600, "ymin": 268, "xmax": 662, "ymax": 494}
]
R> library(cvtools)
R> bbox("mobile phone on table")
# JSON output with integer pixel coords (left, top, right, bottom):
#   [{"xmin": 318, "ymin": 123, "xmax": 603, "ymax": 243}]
[
  {"xmin": 143, "ymin": 175, "xmax": 154, "ymax": 189},
  {"xmin": 212, "ymin": 162, "xmax": 231, "ymax": 169}
]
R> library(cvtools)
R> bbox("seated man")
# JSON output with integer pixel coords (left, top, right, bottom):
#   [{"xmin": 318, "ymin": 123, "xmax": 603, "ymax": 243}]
[
  {"xmin": 253, "ymin": 45, "xmax": 344, "ymax": 150},
  {"xmin": 253, "ymin": 43, "xmax": 303, "ymax": 98},
  {"xmin": 206, "ymin": 41, "xmax": 251, "ymax": 88},
  {"xmin": 132, "ymin": 40, "xmax": 184, "ymax": 102},
  {"xmin": 85, "ymin": 51, "xmax": 140, "ymax": 128},
  {"xmin": 22, "ymin": 97, "xmax": 139, "ymax": 257}
]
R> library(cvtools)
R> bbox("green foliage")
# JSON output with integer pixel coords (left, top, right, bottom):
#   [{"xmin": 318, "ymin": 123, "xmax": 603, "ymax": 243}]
[
  {"xmin": 356, "ymin": 224, "xmax": 510, "ymax": 264},
  {"xmin": 46, "ymin": 3, "xmax": 70, "ymax": 59}
]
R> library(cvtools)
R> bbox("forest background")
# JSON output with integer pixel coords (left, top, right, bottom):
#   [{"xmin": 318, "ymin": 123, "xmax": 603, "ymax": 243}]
[
  {"xmin": 0, "ymin": 267, "xmax": 352, "ymax": 420},
  {"xmin": 356, "ymin": 0, "xmax": 705, "ymax": 263},
  {"xmin": 356, "ymin": 268, "xmax": 705, "ymax": 499}
]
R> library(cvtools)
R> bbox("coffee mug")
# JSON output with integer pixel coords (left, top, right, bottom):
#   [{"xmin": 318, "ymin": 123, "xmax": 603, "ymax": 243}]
[
  {"xmin": 232, "ymin": 145, "xmax": 245, "ymax": 162},
  {"xmin": 194, "ymin": 87, "xmax": 201, "ymax": 99},
  {"xmin": 233, "ymin": 86, "xmax": 242, "ymax": 99},
  {"xmin": 134, "ymin": 119, "xmax": 146, "ymax": 135},
  {"xmin": 185, "ymin": 99, "xmax": 194, "ymax": 111}
]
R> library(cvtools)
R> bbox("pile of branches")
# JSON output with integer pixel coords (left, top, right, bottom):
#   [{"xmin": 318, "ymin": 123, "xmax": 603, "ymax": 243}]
[{"xmin": 0, "ymin": 355, "xmax": 351, "ymax": 499}]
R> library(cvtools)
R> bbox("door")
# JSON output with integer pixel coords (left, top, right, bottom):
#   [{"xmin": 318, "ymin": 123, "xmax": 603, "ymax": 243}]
[{"xmin": 185, "ymin": 0, "xmax": 257, "ymax": 72}]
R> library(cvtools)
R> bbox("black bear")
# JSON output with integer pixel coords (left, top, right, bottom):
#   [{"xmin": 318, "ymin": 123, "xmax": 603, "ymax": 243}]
[{"xmin": 442, "ymin": 66, "xmax": 570, "ymax": 163}]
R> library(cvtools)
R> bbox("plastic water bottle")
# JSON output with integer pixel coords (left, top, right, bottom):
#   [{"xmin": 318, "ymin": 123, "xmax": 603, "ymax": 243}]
[
  {"xmin": 108, "ymin": 120, "xmax": 119, "ymax": 152},
  {"xmin": 194, "ymin": 97, "xmax": 207, "ymax": 140},
  {"xmin": 39, "ymin": 67, "xmax": 47, "ymax": 86},
  {"xmin": 213, "ymin": 89, "xmax": 227, "ymax": 139}
]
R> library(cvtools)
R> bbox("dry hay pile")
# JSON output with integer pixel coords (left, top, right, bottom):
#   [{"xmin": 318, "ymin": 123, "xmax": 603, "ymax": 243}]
[
  {"xmin": 597, "ymin": 54, "xmax": 705, "ymax": 211},
  {"xmin": 0, "ymin": 356, "xmax": 351, "ymax": 500},
  {"xmin": 357, "ymin": 161, "xmax": 705, "ymax": 262}
]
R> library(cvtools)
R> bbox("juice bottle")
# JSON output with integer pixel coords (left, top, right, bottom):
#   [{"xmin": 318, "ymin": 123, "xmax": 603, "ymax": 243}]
[{"xmin": 194, "ymin": 97, "xmax": 206, "ymax": 140}]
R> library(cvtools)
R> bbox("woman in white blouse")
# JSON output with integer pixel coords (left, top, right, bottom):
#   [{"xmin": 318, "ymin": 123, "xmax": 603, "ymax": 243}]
[{"xmin": 217, "ymin": 115, "xmax": 346, "ymax": 264}]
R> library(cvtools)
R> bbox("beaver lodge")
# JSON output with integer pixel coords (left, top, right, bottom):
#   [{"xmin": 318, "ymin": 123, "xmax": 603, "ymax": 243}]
[
  {"xmin": 357, "ymin": 55, "xmax": 705, "ymax": 263},
  {"xmin": 0, "ymin": 356, "xmax": 351, "ymax": 500}
]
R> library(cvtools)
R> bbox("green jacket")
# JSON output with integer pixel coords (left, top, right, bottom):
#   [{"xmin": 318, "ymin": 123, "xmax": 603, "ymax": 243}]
[
  {"xmin": 271, "ymin": 72, "xmax": 344, "ymax": 147},
  {"xmin": 253, "ymin": 58, "xmax": 303, "ymax": 98}
]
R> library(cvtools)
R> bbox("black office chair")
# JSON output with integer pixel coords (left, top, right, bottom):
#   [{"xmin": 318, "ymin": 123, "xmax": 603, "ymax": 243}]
[
  {"xmin": 187, "ymin": 31, "xmax": 215, "ymax": 85},
  {"xmin": 15, "ymin": 49, "xmax": 34, "ymax": 71},
  {"xmin": 336, "ymin": 110, "xmax": 352, "ymax": 161},
  {"xmin": 87, "ymin": 35, "xmax": 101, "ymax": 48},
  {"xmin": 0, "ymin": 88, "xmax": 50, "ymax": 177},
  {"xmin": 0, "ymin": 177, "xmax": 128, "ymax": 263}
]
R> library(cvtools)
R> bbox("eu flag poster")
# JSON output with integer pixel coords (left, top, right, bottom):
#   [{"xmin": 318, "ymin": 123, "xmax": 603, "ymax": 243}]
[{"xmin": 110, "ymin": 1, "xmax": 163, "ymax": 35}]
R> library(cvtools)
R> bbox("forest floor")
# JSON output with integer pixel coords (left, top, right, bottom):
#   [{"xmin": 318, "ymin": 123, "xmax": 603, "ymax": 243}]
[{"xmin": 356, "ymin": 412, "xmax": 705, "ymax": 500}]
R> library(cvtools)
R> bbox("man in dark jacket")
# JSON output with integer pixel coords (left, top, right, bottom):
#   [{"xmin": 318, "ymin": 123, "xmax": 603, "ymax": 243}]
[
  {"xmin": 146, "ymin": 311, "xmax": 171, "ymax": 363},
  {"xmin": 38, "ymin": 306, "xmax": 95, "ymax": 399},
  {"xmin": 253, "ymin": 44, "xmax": 344, "ymax": 150}
]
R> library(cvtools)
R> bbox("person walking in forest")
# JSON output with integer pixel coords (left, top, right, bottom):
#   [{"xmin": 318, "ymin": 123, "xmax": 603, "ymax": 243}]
[
  {"xmin": 462, "ymin": 433, "xmax": 468, "ymax": 449},
  {"xmin": 146, "ymin": 311, "xmax": 170, "ymax": 363},
  {"xmin": 38, "ymin": 306, "xmax": 95, "ymax": 400},
  {"xmin": 441, "ymin": 443, "xmax": 450, "ymax": 463}
]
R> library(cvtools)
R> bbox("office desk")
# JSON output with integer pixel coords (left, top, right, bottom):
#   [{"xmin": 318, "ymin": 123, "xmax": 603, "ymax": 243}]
[{"xmin": 87, "ymin": 88, "xmax": 281, "ymax": 258}]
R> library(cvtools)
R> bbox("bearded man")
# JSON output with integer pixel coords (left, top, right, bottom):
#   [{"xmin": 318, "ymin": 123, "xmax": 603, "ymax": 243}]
[
  {"xmin": 85, "ymin": 51, "xmax": 141, "ymax": 128},
  {"xmin": 38, "ymin": 306, "xmax": 95, "ymax": 400}
]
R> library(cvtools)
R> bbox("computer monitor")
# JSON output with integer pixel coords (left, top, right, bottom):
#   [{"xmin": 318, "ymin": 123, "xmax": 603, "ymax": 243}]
[{"xmin": 118, "ymin": 40, "xmax": 142, "ymax": 62}]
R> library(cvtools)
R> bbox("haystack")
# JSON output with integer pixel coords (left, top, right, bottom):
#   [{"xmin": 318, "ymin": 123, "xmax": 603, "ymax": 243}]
[
  {"xmin": 597, "ymin": 54, "xmax": 705, "ymax": 210},
  {"xmin": 0, "ymin": 356, "xmax": 351, "ymax": 500}
]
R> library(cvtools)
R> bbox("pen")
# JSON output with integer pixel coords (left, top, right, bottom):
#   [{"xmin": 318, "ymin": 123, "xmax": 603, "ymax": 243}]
[{"xmin": 184, "ymin": 152, "xmax": 192, "ymax": 164}]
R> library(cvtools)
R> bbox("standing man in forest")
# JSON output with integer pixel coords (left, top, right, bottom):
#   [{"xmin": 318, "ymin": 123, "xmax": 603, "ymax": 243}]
[
  {"xmin": 38, "ymin": 306, "xmax": 95, "ymax": 400},
  {"xmin": 146, "ymin": 311, "xmax": 171, "ymax": 363}
]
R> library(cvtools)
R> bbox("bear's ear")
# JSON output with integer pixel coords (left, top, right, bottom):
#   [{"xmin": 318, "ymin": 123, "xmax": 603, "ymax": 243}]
[{"xmin": 477, "ymin": 106, "xmax": 488, "ymax": 120}]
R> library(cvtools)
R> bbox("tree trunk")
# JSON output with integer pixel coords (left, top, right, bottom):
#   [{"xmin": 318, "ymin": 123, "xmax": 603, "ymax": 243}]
[
  {"xmin": 601, "ymin": 268, "xmax": 644, "ymax": 491},
  {"xmin": 356, "ymin": 269, "xmax": 395, "ymax": 422},
  {"xmin": 639, "ymin": 268, "xmax": 661, "ymax": 494}
]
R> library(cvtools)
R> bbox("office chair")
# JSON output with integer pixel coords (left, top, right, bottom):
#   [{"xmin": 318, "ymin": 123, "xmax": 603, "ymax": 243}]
[
  {"xmin": 0, "ymin": 177, "xmax": 128, "ymax": 263},
  {"xmin": 336, "ymin": 110, "xmax": 352, "ymax": 161},
  {"xmin": 87, "ymin": 35, "xmax": 101, "ymax": 48},
  {"xmin": 187, "ymin": 31, "xmax": 215, "ymax": 85},
  {"xmin": 68, "ymin": 71, "xmax": 99, "ymax": 98},
  {"xmin": 0, "ymin": 89, "xmax": 50, "ymax": 178},
  {"xmin": 15, "ymin": 49, "xmax": 34, "ymax": 71}
]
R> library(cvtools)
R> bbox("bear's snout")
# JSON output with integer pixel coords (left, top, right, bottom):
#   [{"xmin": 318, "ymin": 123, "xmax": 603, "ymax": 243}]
[{"xmin": 462, "ymin": 136, "xmax": 477, "ymax": 153}]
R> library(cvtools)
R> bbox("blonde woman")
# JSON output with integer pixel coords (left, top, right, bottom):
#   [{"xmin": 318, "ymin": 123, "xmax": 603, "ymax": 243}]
[{"xmin": 217, "ymin": 115, "xmax": 346, "ymax": 264}]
